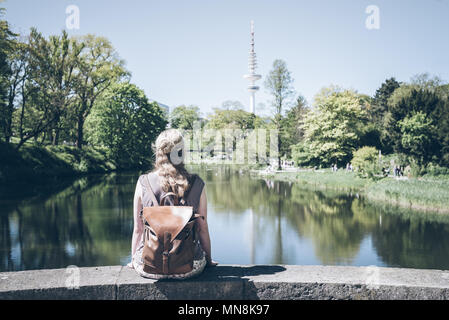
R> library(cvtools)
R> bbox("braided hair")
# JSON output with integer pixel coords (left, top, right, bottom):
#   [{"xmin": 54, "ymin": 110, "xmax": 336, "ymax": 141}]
[{"xmin": 152, "ymin": 129, "xmax": 191, "ymax": 198}]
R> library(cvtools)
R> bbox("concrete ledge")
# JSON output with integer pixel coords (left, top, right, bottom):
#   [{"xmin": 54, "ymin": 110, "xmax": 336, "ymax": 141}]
[{"xmin": 1, "ymin": 265, "xmax": 449, "ymax": 300}]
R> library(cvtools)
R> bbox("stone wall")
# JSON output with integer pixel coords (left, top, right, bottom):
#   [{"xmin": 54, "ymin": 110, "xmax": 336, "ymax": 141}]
[{"xmin": 1, "ymin": 265, "xmax": 449, "ymax": 300}]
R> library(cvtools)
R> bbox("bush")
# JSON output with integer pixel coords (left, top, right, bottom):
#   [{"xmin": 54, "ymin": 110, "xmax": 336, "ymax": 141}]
[
  {"xmin": 291, "ymin": 142, "xmax": 313, "ymax": 167},
  {"xmin": 425, "ymin": 162, "xmax": 449, "ymax": 176},
  {"xmin": 351, "ymin": 146, "xmax": 381, "ymax": 179}
]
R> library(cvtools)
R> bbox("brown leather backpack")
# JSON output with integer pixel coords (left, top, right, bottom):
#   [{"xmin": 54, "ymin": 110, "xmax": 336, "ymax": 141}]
[{"xmin": 140, "ymin": 173, "xmax": 204, "ymax": 275}]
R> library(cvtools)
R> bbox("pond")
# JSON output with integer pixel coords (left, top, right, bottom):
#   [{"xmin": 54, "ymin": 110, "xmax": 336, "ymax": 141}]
[{"xmin": 1, "ymin": 165, "xmax": 449, "ymax": 272}]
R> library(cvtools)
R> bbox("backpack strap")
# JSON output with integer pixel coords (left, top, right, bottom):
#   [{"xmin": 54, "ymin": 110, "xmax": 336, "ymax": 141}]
[
  {"xmin": 185, "ymin": 174, "xmax": 205, "ymax": 214},
  {"xmin": 138, "ymin": 173, "xmax": 159, "ymax": 211},
  {"xmin": 145, "ymin": 174, "xmax": 159, "ymax": 207},
  {"xmin": 140, "ymin": 172, "xmax": 204, "ymax": 212}
]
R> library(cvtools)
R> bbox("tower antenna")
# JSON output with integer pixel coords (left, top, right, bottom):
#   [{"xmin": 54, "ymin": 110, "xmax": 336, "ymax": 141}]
[{"xmin": 243, "ymin": 20, "xmax": 261, "ymax": 114}]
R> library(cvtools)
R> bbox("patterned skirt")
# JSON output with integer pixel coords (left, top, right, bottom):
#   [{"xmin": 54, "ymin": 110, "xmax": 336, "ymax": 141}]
[{"xmin": 132, "ymin": 241, "xmax": 207, "ymax": 280}]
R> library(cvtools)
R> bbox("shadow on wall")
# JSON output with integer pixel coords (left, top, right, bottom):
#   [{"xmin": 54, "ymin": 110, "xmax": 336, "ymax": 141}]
[{"xmin": 150, "ymin": 265, "xmax": 287, "ymax": 300}]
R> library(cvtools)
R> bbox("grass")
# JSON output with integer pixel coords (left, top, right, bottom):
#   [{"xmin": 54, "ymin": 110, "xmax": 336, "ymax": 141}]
[
  {"xmin": 260, "ymin": 170, "xmax": 371, "ymax": 191},
  {"xmin": 364, "ymin": 176, "xmax": 449, "ymax": 213},
  {"xmin": 260, "ymin": 168, "xmax": 449, "ymax": 213}
]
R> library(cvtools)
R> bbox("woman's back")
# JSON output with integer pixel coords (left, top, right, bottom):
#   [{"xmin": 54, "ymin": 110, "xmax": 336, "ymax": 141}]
[{"xmin": 128, "ymin": 128, "xmax": 216, "ymax": 279}]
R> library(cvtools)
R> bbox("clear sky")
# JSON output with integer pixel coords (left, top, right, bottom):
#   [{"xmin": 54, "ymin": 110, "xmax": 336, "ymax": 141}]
[{"xmin": 2, "ymin": 0, "xmax": 449, "ymax": 117}]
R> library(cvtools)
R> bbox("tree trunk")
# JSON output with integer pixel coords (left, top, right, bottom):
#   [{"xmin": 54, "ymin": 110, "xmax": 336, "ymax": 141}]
[
  {"xmin": 54, "ymin": 128, "xmax": 60, "ymax": 146},
  {"xmin": 277, "ymin": 125, "xmax": 282, "ymax": 171},
  {"xmin": 76, "ymin": 115, "xmax": 84, "ymax": 149},
  {"xmin": 47, "ymin": 129, "xmax": 53, "ymax": 145},
  {"xmin": 15, "ymin": 138, "xmax": 25, "ymax": 150},
  {"xmin": 4, "ymin": 118, "xmax": 12, "ymax": 143}
]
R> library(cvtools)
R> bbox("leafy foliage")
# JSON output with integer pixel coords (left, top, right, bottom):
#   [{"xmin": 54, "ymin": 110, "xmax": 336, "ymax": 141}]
[
  {"xmin": 206, "ymin": 108, "xmax": 256, "ymax": 130},
  {"xmin": 351, "ymin": 146, "xmax": 381, "ymax": 179},
  {"xmin": 85, "ymin": 82, "xmax": 167, "ymax": 168},
  {"xmin": 281, "ymin": 95, "xmax": 308, "ymax": 158},
  {"xmin": 170, "ymin": 105, "xmax": 201, "ymax": 130},
  {"xmin": 264, "ymin": 59, "xmax": 295, "ymax": 168},
  {"xmin": 301, "ymin": 87, "xmax": 367, "ymax": 166},
  {"xmin": 398, "ymin": 111, "xmax": 436, "ymax": 165}
]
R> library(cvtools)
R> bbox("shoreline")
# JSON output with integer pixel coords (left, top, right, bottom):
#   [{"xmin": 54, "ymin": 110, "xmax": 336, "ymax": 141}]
[
  {"xmin": 253, "ymin": 168, "xmax": 449, "ymax": 214},
  {"xmin": 2, "ymin": 145, "xmax": 448, "ymax": 215},
  {"xmin": 0, "ymin": 142, "xmax": 149, "ymax": 199}
]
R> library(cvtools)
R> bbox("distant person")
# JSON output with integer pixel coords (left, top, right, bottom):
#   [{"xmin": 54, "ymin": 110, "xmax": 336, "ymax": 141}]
[{"xmin": 128, "ymin": 129, "xmax": 218, "ymax": 279}]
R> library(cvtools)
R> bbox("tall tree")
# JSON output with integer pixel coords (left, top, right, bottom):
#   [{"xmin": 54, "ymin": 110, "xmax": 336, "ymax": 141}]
[
  {"xmin": 85, "ymin": 82, "xmax": 167, "ymax": 168},
  {"xmin": 170, "ymin": 105, "xmax": 201, "ymax": 130},
  {"xmin": 370, "ymin": 78, "xmax": 400, "ymax": 153},
  {"xmin": 302, "ymin": 86, "xmax": 367, "ymax": 166},
  {"xmin": 12, "ymin": 29, "xmax": 79, "ymax": 149},
  {"xmin": 280, "ymin": 94, "xmax": 308, "ymax": 158},
  {"xmin": 0, "ymin": 8, "xmax": 17, "ymax": 143},
  {"xmin": 385, "ymin": 85, "xmax": 445, "ymax": 160},
  {"xmin": 73, "ymin": 35, "xmax": 128, "ymax": 148},
  {"xmin": 46, "ymin": 30, "xmax": 84, "ymax": 145},
  {"xmin": 398, "ymin": 111, "xmax": 436, "ymax": 165},
  {"xmin": 264, "ymin": 59, "xmax": 295, "ymax": 169},
  {"xmin": 206, "ymin": 108, "xmax": 256, "ymax": 131},
  {"xmin": 371, "ymin": 77, "xmax": 400, "ymax": 124}
]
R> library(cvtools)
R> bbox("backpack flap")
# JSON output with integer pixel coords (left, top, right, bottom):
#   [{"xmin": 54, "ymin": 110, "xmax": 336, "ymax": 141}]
[{"xmin": 142, "ymin": 206, "xmax": 194, "ymax": 243}]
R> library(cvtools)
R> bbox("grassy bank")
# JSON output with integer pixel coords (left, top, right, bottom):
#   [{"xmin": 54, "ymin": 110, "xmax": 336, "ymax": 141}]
[
  {"xmin": 259, "ymin": 170, "xmax": 371, "ymax": 191},
  {"xmin": 0, "ymin": 142, "xmax": 117, "ymax": 187},
  {"xmin": 364, "ymin": 175, "xmax": 449, "ymax": 213},
  {"xmin": 260, "ymin": 169, "xmax": 449, "ymax": 213}
]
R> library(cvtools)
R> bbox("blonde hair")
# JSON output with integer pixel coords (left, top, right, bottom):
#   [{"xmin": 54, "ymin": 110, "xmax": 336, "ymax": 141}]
[{"xmin": 152, "ymin": 129, "xmax": 191, "ymax": 198}]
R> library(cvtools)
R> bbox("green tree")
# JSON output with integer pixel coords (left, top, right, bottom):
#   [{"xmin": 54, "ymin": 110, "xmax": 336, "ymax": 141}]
[
  {"xmin": 41, "ymin": 30, "xmax": 84, "ymax": 146},
  {"xmin": 264, "ymin": 59, "xmax": 295, "ymax": 169},
  {"xmin": 72, "ymin": 34, "xmax": 129, "ymax": 149},
  {"xmin": 385, "ymin": 83, "xmax": 446, "ymax": 161},
  {"xmin": 12, "ymin": 29, "xmax": 75, "ymax": 149},
  {"xmin": 302, "ymin": 86, "xmax": 367, "ymax": 166},
  {"xmin": 398, "ymin": 111, "xmax": 436, "ymax": 165},
  {"xmin": 206, "ymin": 108, "xmax": 256, "ymax": 131},
  {"xmin": 85, "ymin": 82, "xmax": 167, "ymax": 168},
  {"xmin": 204, "ymin": 107, "xmax": 258, "ymax": 161},
  {"xmin": 371, "ymin": 78, "xmax": 400, "ymax": 124},
  {"xmin": 369, "ymin": 78, "xmax": 400, "ymax": 153},
  {"xmin": 0, "ymin": 8, "xmax": 17, "ymax": 142},
  {"xmin": 170, "ymin": 105, "xmax": 201, "ymax": 130},
  {"xmin": 280, "ymin": 95, "xmax": 308, "ymax": 158},
  {"xmin": 291, "ymin": 141, "xmax": 312, "ymax": 167}
]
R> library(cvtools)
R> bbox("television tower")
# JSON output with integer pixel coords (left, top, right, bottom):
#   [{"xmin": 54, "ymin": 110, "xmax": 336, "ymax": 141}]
[{"xmin": 243, "ymin": 20, "xmax": 261, "ymax": 114}]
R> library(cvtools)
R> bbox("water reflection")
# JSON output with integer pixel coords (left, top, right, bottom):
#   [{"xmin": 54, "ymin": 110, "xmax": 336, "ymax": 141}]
[
  {"xmin": 0, "ymin": 173, "xmax": 137, "ymax": 271},
  {"xmin": 1, "ymin": 165, "xmax": 449, "ymax": 272}
]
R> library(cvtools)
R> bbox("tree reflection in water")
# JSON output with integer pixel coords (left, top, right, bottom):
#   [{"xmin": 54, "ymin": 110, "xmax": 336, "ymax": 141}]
[
  {"xmin": 199, "ymin": 165, "xmax": 449, "ymax": 269},
  {"xmin": 2, "ymin": 165, "xmax": 449, "ymax": 272}
]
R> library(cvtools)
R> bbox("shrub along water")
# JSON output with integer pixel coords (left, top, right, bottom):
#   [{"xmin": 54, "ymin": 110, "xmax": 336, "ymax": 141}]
[{"xmin": 0, "ymin": 142, "xmax": 116, "ymax": 186}]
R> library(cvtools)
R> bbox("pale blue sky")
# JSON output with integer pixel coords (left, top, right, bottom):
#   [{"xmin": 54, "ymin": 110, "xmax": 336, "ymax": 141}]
[{"xmin": 3, "ymin": 0, "xmax": 449, "ymax": 116}]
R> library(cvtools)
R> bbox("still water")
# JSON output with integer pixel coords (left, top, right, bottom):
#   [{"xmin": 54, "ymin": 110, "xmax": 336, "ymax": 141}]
[{"xmin": 1, "ymin": 165, "xmax": 449, "ymax": 272}]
